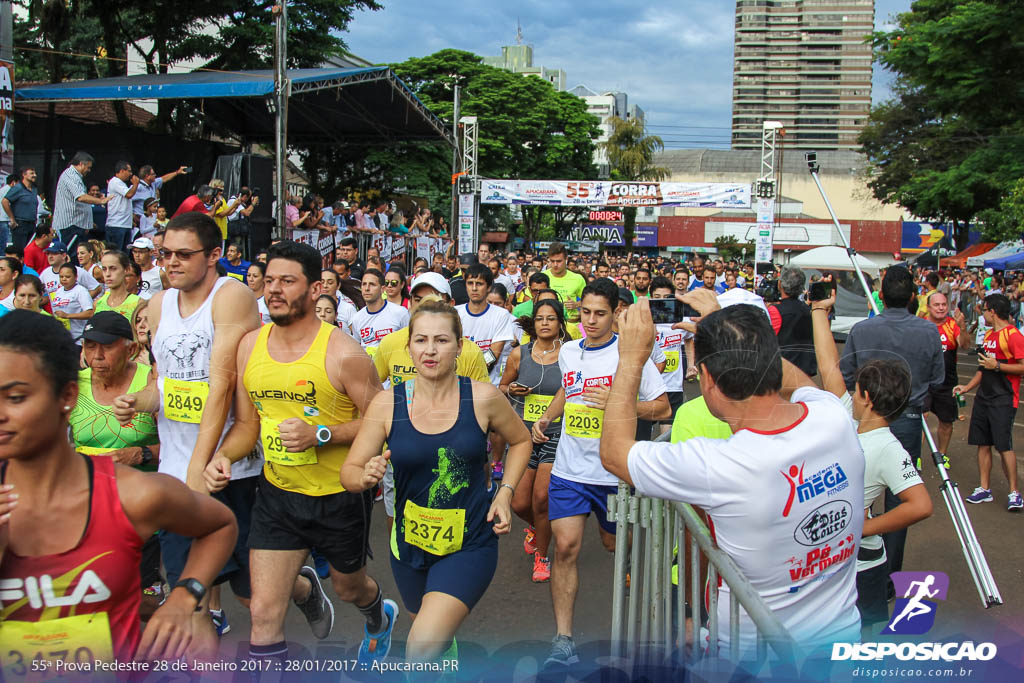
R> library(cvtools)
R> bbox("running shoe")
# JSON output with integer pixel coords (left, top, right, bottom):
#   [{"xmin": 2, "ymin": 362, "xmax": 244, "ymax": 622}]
[
  {"xmin": 142, "ymin": 582, "xmax": 163, "ymax": 599},
  {"xmin": 312, "ymin": 549, "xmax": 330, "ymax": 579},
  {"xmin": 491, "ymin": 460, "xmax": 504, "ymax": 480},
  {"xmin": 524, "ymin": 526, "xmax": 536, "ymax": 555},
  {"xmin": 544, "ymin": 634, "xmax": 579, "ymax": 668},
  {"xmin": 295, "ymin": 565, "xmax": 334, "ymax": 640},
  {"xmin": 1008, "ymin": 491, "xmax": 1023, "ymax": 511},
  {"xmin": 358, "ymin": 598, "xmax": 399, "ymax": 664},
  {"xmin": 210, "ymin": 609, "xmax": 230, "ymax": 636},
  {"xmin": 374, "ymin": 485, "xmax": 383, "ymax": 503},
  {"xmin": 965, "ymin": 487, "xmax": 993, "ymax": 504},
  {"xmin": 532, "ymin": 555, "xmax": 551, "ymax": 583}
]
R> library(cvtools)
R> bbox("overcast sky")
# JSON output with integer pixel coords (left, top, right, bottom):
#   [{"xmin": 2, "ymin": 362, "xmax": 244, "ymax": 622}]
[{"xmin": 343, "ymin": 0, "xmax": 912, "ymax": 149}]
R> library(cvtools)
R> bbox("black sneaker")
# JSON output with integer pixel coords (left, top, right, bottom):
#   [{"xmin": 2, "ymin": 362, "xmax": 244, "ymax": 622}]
[
  {"xmin": 544, "ymin": 634, "xmax": 579, "ymax": 668},
  {"xmin": 295, "ymin": 565, "xmax": 334, "ymax": 639}
]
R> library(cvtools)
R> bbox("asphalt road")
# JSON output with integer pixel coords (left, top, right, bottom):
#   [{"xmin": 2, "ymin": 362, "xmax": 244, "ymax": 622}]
[{"xmin": 200, "ymin": 345, "xmax": 1020, "ymax": 681}]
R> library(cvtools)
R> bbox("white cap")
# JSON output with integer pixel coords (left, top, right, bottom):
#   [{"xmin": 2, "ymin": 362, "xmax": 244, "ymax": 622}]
[
  {"xmin": 717, "ymin": 287, "xmax": 770, "ymax": 319},
  {"xmin": 985, "ymin": 267, "xmax": 994, "ymax": 275},
  {"xmin": 131, "ymin": 237, "xmax": 155, "ymax": 250},
  {"xmin": 410, "ymin": 272, "xmax": 451, "ymax": 298}
]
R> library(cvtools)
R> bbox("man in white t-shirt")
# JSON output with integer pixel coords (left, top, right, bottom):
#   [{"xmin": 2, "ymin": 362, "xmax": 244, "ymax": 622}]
[
  {"xmin": 602, "ymin": 291, "xmax": 865, "ymax": 654},
  {"xmin": 456, "ymin": 263, "xmax": 515, "ymax": 385},
  {"xmin": 532, "ymin": 278, "xmax": 669, "ymax": 668},
  {"xmin": 350, "ymin": 268, "xmax": 409, "ymax": 358},
  {"xmin": 105, "ymin": 160, "xmax": 140, "ymax": 251},
  {"xmin": 39, "ymin": 240, "xmax": 101, "ymax": 298}
]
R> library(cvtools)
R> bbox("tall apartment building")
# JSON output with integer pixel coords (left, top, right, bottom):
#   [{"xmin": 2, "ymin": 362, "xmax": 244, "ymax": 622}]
[{"xmin": 731, "ymin": 0, "xmax": 874, "ymax": 151}]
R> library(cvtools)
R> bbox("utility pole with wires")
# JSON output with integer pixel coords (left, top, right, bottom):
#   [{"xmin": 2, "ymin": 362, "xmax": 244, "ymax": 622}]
[{"xmin": 272, "ymin": 1, "xmax": 289, "ymax": 237}]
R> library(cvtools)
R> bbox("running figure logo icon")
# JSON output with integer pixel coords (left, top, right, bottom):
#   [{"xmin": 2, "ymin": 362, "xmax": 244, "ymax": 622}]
[{"xmin": 883, "ymin": 571, "xmax": 949, "ymax": 635}]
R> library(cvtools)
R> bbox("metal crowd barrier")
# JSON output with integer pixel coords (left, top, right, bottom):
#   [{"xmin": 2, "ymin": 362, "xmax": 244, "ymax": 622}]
[{"xmin": 607, "ymin": 432, "xmax": 798, "ymax": 673}]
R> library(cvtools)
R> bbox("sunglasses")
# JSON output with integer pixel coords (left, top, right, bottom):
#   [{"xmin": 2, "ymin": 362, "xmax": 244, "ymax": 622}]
[
  {"xmin": 384, "ymin": 279, "xmax": 402, "ymax": 286},
  {"xmin": 158, "ymin": 248, "xmax": 207, "ymax": 261}
]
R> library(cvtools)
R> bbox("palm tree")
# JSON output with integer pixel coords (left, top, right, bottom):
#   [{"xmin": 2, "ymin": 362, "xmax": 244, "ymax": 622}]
[{"xmin": 601, "ymin": 117, "xmax": 671, "ymax": 250}]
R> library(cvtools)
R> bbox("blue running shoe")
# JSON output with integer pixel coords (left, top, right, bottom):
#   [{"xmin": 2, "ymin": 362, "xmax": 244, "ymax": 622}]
[
  {"xmin": 312, "ymin": 549, "xmax": 330, "ymax": 579},
  {"xmin": 358, "ymin": 598, "xmax": 399, "ymax": 664},
  {"xmin": 210, "ymin": 609, "xmax": 230, "ymax": 636}
]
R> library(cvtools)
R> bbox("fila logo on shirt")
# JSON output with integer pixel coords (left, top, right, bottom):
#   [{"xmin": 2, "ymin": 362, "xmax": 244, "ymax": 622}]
[
  {"xmin": 0, "ymin": 571, "xmax": 111, "ymax": 608},
  {"xmin": 564, "ymin": 373, "xmax": 611, "ymax": 399},
  {"xmin": 781, "ymin": 461, "xmax": 849, "ymax": 517}
]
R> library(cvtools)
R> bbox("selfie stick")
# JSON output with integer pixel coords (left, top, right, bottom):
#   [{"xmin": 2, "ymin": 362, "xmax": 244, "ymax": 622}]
[{"xmin": 805, "ymin": 152, "xmax": 1002, "ymax": 608}]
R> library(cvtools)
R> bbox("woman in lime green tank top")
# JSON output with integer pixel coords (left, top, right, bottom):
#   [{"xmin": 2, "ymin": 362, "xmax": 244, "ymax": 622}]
[
  {"xmin": 94, "ymin": 250, "xmax": 142, "ymax": 321},
  {"xmin": 69, "ymin": 310, "xmax": 159, "ymax": 469}
]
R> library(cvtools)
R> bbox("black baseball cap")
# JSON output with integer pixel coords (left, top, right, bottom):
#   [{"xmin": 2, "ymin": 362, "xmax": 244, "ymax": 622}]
[{"xmin": 79, "ymin": 311, "xmax": 134, "ymax": 343}]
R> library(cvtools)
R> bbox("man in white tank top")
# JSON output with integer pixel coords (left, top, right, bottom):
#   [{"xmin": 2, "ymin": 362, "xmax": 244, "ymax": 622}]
[{"xmin": 114, "ymin": 212, "xmax": 264, "ymax": 637}]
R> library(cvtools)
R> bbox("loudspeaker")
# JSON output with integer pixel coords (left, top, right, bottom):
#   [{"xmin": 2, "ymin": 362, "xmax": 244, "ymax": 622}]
[{"xmin": 214, "ymin": 153, "xmax": 275, "ymax": 255}]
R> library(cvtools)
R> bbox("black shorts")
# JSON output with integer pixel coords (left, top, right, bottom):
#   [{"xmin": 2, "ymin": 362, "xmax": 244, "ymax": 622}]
[
  {"xmin": 924, "ymin": 385, "xmax": 958, "ymax": 423},
  {"xmin": 856, "ymin": 559, "xmax": 890, "ymax": 627},
  {"xmin": 249, "ymin": 475, "xmax": 373, "ymax": 575},
  {"xmin": 967, "ymin": 397, "xmax": 1016, "ymax": 452},
  {"xmin": 160, "ymin": 475, "xmax": 257, "ymax": 599},
  {"xmin": 527, "ymin": 436, "xmax": 558, "ymax": 469},
  {"xmin": 140, "ymin": 534, "xmax": 162, "ymax": 588},
  {"xmin": 668, "ymin": 391, "xmax": 685, "ymax": 418}
]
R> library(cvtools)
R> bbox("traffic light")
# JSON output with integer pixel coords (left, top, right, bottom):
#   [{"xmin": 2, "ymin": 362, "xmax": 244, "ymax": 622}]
[{"xmin": 457, "ymin": 175, "xmax": 473, "ymax": 195}]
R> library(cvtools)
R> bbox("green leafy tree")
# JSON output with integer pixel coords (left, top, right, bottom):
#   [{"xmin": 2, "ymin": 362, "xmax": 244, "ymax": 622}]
[
  {"xmin": 859, "ymin": 0, "xmax": 1024, "ymax": 248},
  {"xmin": 601, "ymin": 116, "xmax": 669, "ymax": 250},
  {"xmin": 308, "ymin": 50, "xmax": 600, "ymax": 244},
  {"xmin": 712, "ymin": 236, "xmax": 755, "ymax": 262}
]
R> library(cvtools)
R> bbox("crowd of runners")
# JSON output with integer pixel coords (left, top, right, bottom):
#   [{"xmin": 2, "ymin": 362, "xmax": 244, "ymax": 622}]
[{"xmin": 1, "ymin": 202, "xmax": 1020, "ymax": 675}]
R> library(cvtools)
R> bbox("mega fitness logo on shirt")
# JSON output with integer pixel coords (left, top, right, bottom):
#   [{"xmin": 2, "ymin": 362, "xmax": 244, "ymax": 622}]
[
  {"xmin": 780, "ymin": 461, "xmax": 850, "ymax": 517},
  {"xmin": 563, "ymin": 371, "xmax": 611, "ymax": 399}
]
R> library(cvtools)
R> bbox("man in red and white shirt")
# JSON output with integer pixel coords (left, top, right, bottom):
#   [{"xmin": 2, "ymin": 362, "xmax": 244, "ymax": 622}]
[
  {"xmin": 924, "ymin": 291, "xmax": 963, "ymax": 456},
  {"xmin": 954, "ymin": 293, "xmax": 1024, "ymax": 510}
]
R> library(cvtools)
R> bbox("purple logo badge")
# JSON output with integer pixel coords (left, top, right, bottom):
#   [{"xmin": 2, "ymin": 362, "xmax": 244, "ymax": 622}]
[{"xmin": 882, "ymin": 571, "xmax": 949, "ymax": 635}]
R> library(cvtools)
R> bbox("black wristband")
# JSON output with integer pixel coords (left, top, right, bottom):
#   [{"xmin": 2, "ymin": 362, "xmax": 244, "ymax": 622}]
[{"xmin": 139, "ymin": 446, "xmax": 154, "ymax": 465}]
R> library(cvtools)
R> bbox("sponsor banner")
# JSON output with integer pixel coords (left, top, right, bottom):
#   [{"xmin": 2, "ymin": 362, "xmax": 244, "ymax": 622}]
[
  {"xmin": 708, "ymin": 220, "xmax": 852, "ymax": 247},
  {"xmin": 568, "ymin": 224, "xmax": 658, "ymax": 248},
  {"xmin": 0, "ymin": 61, "xmax": 11, "ymax": 178},
  {"xmin": 290, "ymin": 228, "xmax": 334, "ymax": 269},
  {"xmin": 459, "ymin": 193, "xmax": 475, "ymax": 218},
  {"xmin": 480, "ymin": 179, "xmax": 750, "ymax": 209}
]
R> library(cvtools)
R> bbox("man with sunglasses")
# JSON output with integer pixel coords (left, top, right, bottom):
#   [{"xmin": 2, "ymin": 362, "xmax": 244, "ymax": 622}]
[{"xmin": 114, "ymin": 212, "xmax": 263, "ymax": 636}]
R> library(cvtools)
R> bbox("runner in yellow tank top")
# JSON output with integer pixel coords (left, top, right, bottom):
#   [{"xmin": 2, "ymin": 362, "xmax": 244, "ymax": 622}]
[
  {"xmin": 202, "ymin": 241, "xmax": 397, "ymax": 667},
  {"xmin": 244, "ymin": 319, "xmax": 358, "ymax": 495}
]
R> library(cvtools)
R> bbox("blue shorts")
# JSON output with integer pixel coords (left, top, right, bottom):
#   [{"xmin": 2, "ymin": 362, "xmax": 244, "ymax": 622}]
[
  {"xmin": 547, "ymin": 474, "xmax": 617, "ymax": 534},
  {"xmin": 390, "ymin": 543, "xmax": 497, "ymax": 614}
]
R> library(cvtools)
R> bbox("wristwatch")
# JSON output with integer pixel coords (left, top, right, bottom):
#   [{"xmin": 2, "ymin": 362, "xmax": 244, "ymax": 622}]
[
  {"xmin": 316, "ymin": 425, "xmax": 332, "ymax": 447},
  {"xmin": 139, "ymin": 446, "xmax": 154, "ymax": 465},
  {"xmin": 173, "ymin": 578, "xmax": 206, "ymax": 611}
]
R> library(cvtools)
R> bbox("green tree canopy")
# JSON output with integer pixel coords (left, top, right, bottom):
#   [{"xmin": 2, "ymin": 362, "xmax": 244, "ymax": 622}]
[
  {"xmin": 304, "ymin": 49, "xmax": 600, "ymax": 240},
  {"xmin": 859, "ymin": 0, "xmax": 1024, "ymax": 246}
]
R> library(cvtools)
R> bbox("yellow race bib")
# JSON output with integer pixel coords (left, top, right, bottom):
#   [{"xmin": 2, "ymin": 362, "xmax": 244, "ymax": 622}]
[
  {"xmin": 564, "ymin": 402, "xmax": 604, "ymax": 438},
  {"xmin": 664, "ymin": 350, "xmax": 680, "ymax": 374},
  {"xmin": 403, "ymin": 499, "xmax": 464, "ymax": 556},
  {"xmin": 260, "ymin": 418, "xmax": 318, "ymax": 466},
  {"xmin": 0, "ymin": 613, "xmax": 114, "ymax": 679},
  {"xmin": 162, "ymin": 378, "xmax": 209, "ymax": 423},
  {"xmin": 523, "ymin": 394, "xmax": 555, "ymax": 423}
]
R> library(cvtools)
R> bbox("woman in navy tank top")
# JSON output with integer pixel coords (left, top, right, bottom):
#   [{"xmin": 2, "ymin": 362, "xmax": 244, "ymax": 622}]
[{"xmin": 342, "ymin": 299, "xmax": 532, "ymax": 663}]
